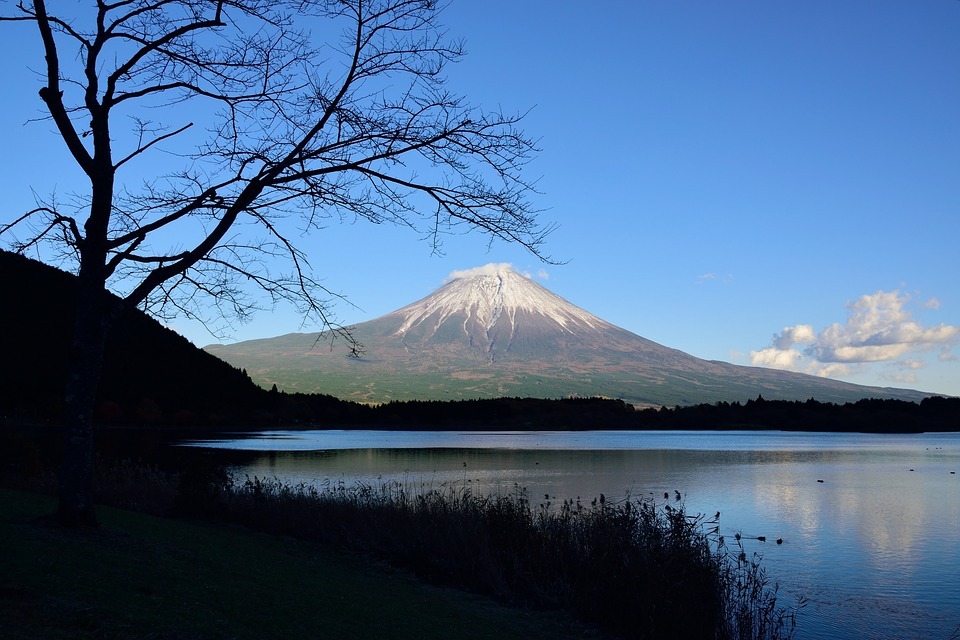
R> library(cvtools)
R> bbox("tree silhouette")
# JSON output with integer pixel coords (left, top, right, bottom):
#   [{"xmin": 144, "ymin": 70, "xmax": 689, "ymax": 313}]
[{"xmin": 1, "ymin": 0, "xmax": 549, "ymax": 525}]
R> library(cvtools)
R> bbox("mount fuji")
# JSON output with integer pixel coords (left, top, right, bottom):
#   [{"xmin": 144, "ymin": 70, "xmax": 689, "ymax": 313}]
[{"xmin": 204, "ymin": 264, "xmax": 931, "ymax": 406}]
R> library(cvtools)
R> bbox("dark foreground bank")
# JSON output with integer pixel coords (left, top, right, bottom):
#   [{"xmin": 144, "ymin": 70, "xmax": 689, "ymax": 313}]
[
  {"xmin": 0, "ymin": 488, "xmax": 608, "ymax": 640},
  {"xmin": 1, "ymin": 447, "xmax": 802, "ymax": 640}
]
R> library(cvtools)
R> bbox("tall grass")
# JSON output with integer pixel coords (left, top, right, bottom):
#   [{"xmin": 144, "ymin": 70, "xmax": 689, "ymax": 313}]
[
  {"xmin": 209, "ymin": 476, "xmax": 801, "ymax": 640},
  {"xmin": 0, "ymin": 441, "xmax": 800, "ymax": 640}
]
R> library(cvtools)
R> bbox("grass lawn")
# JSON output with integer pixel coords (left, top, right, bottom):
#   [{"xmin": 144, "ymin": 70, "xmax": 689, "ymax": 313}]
[{"xmin": 0, "ymin": 488, "xmax": 605, "ymax": 640}]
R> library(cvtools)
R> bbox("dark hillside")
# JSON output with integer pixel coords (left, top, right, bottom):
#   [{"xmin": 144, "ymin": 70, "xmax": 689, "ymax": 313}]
[{"xmin": 0, "ymin": 250, "xmax": 266, "ymax": 425}]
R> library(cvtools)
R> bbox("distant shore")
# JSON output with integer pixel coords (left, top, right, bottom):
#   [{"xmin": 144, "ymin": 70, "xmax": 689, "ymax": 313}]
[{"xmin": 4, "ymin": 392, "xmax": 960, "ymax": 436}]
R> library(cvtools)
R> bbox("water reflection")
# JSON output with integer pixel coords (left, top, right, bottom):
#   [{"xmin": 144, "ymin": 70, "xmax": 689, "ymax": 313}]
[{"xmin": 184, "ymin": 430, "xmax": 960, "ymax": 640}]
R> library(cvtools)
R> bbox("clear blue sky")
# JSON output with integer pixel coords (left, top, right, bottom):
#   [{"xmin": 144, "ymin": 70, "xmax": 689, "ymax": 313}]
[{"xmin": 2, "ymin": 1, "xmax": 958, "ymax": 396}]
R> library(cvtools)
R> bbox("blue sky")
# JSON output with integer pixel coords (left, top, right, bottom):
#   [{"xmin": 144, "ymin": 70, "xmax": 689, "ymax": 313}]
[{"xmin": 1, "ymin": 1, "xmax": 958, "ymax": 396}]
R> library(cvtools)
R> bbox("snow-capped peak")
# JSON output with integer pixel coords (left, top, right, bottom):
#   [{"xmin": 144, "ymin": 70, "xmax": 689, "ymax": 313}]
[{"xmin": 393, "ymin": 263, "xmax": 611, "ymax": 337}]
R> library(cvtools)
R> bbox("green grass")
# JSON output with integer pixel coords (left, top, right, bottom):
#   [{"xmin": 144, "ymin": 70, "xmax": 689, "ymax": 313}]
[{"xmin": 0, "ymin": 488, "xmax": 606, "ymax": 640}]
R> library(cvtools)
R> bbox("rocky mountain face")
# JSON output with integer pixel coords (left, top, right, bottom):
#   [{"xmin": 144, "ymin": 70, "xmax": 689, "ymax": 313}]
[{"xmin": 205, "ymin": 264, "xmax": 932, "ymax": 406}]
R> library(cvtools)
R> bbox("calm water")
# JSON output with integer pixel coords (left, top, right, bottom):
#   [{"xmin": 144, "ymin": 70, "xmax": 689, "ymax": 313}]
[{"xmin": 184, "ymin": 430, "xmax": 960, "ymax": 640}]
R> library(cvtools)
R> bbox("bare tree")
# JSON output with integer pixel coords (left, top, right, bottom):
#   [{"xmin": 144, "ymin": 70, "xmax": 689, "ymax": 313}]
[{"xmin": 0, "ymin": 0, "xmax": 548, "ymax": 526}]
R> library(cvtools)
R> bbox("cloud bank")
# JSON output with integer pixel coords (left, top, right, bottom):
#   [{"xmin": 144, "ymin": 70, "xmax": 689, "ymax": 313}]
[{"xmin": 750, "ymin": 290, "xmax": 959, "ymax": 382}]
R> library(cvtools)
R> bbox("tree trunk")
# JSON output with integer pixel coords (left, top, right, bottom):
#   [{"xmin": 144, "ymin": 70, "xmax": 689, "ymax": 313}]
[{"xmin": 57, "ymin": 271, "xmax": 111, "ymax": 527}]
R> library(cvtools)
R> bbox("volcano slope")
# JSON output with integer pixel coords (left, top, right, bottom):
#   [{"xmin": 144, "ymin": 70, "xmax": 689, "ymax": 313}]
[{"xmin": 205, "ymin": 265, "xmax": 930, "ymax": 406}]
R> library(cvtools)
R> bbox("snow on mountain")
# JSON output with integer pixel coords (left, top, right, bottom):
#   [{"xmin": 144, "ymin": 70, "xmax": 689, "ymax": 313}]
[{"xmin": 392, "ymin": 263, "xmax": 611, "ymax": 340}]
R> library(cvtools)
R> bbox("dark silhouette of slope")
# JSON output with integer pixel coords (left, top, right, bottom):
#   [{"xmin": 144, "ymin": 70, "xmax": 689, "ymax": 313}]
[{"xmin": 0, "ymin": 250, "xmax": 267, "ymax": 425}]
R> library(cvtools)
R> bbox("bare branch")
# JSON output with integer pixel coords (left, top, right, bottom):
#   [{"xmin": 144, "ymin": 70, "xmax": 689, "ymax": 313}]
[
  {"xmin": 114, "ymin": 121, "xmax": 193, "ymax": 169},
  {"xmin": 30, "ymin": 0, "xmax": 95, "ymax": 176},
  {"xmin": 2, "ymin": 0, "xmax": 549, "ymax": 337},
  {"xmin": 0, "ymin": 206, "xmax": 83, "ymax": 254}
]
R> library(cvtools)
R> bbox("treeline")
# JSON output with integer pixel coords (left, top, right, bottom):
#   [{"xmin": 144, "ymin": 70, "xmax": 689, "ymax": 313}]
[
  {"xmin": 633, "ymin": 395, "xmax": 959, "ymax": 433},
  {"xmin": 11, "ymin": 373, "xmax": 958, "ymax": 433},
  {"xmin": 98, "ymin": 390, "xmax": 955, "ymax": 434},
  {"xmin": 262, "ymin": 393, "xmax": 960, "ymax": 433}
]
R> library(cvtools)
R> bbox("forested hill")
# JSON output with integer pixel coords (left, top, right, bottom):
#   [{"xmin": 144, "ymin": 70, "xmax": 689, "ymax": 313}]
[{"xmin": 0, "ymin": 250, "xmax": 269, "ymax": 424}]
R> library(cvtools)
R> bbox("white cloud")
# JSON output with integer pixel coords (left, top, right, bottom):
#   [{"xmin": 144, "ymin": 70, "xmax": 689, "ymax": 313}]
[
  {"xmin": 811, "ymin": 362, "xmax": 854, "ymax": 379},
  {"xmin": 812, "ymin": 291, "xmax": 960, "ymax": 363},
  {"xmin": 896, "ymin": 359, "xmax": 926, "ymax": 371},
  {"xmin": 750, "ymin": 325, "xmax": 818, "ymax": 371},
  {"xmin": 697, "ymin": 272, "xmax": 734, "ymax": 285},
  {"xmin": 821, "ymin": 342, "xmax": 914, "ymax": 363},
  {"xmin": 537, "ymin": 268, "xmax": 550, "ymax": 281},
  {"xmin": 750, "ymin": 346, "xmax": 804, "ymax": 370},
  {"xmin": 445, "ymin": 263, "xmax": 515, "ymax": 282},
  {"xmin": 773, "ymin": 324, "xmax": 816, "ymax": 349},
  {"xmin": 750, "ymin": 290, "xmax": 960, "ymax": 385}
]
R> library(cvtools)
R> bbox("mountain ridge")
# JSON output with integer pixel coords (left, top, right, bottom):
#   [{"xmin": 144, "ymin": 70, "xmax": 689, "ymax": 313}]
[{"xmin": 205, "ymin": 264, "xmax": 932, "ymax": 406}]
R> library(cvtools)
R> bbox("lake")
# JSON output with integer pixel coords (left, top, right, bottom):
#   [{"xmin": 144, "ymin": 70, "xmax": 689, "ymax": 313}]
[{"xmin": 183, "ymin": 430, "xmax": 960, "ymax": 640}]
